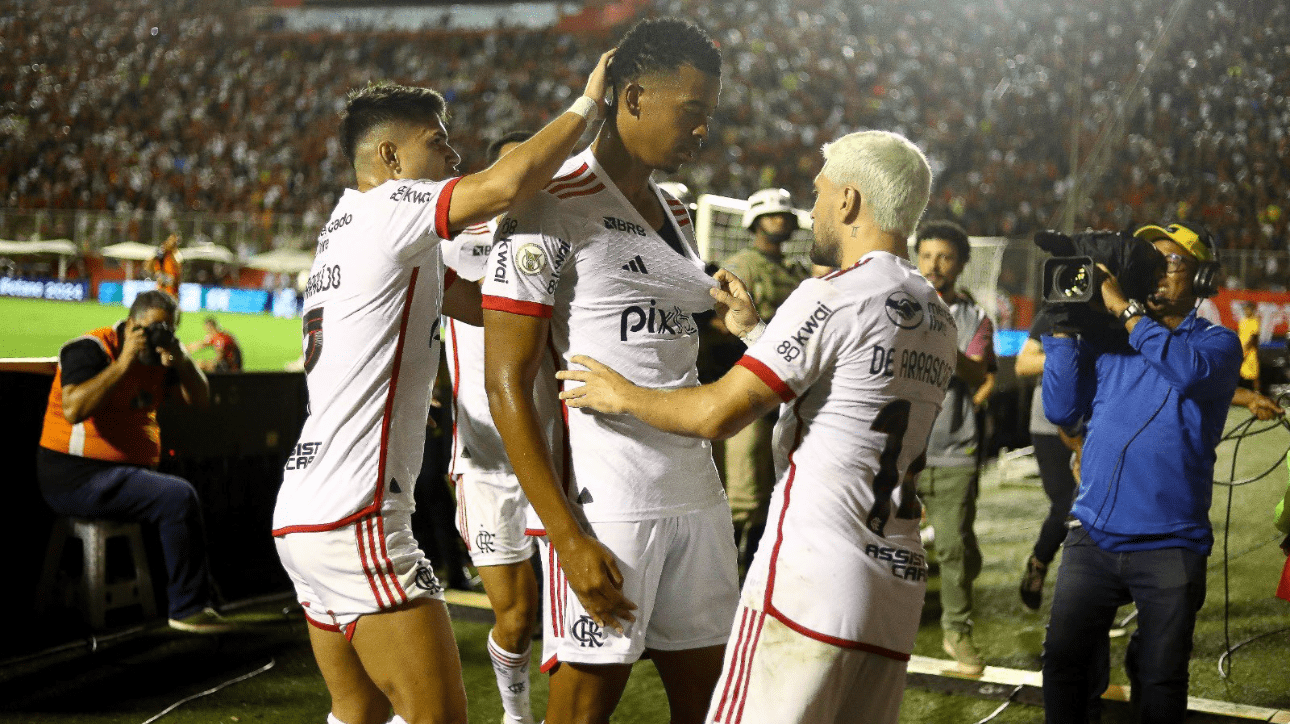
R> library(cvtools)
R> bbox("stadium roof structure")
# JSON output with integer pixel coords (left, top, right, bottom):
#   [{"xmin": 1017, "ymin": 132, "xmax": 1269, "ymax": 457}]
[
  {"xmin": 244, "ymin": 248, "xmax": 315, "ymax": 274},
  {"xmin": 100, "ymin": 241, "xmax": 160, "ymax": 261},
  {"xmin": 0, "ymin": 239, "xmax": 78, "ymax": 256}
]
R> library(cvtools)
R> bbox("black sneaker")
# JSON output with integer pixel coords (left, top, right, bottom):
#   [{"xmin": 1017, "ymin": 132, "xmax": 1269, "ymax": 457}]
[{"xmin": 1019, "ymin": 556, "xmax": 1048, "ymax": 610}]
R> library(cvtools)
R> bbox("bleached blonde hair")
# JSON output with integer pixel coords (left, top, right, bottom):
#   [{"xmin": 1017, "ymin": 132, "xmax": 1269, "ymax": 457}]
[{"xmin": 820, "ymin": 131, "xmax": 932, "ymax": 238}]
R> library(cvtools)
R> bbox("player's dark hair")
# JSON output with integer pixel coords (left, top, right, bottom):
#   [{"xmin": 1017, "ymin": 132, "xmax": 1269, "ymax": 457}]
[
  {"xmin": 915, "ymin": 220, "xmax": 971, "ymax": 264},
  {"xmin": 129, "ymin": 289, "xmax": 179, "ymax": 321},
  {"xmin": 487, "ymin": 130, "xmax": 534, "ymax": 164},
  {"xmin": 339, "ymin": 82, "xmax": 448, "ymax": 163},
  {"xmin": 609, "ymin": 17, "xmax": 722, "ymax": 101}
]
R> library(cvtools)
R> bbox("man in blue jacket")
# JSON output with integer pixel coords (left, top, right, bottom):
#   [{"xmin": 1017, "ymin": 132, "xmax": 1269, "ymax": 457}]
[{"xmin": 1039, "ymin": 222, "xmax": 1240, "ymax": 723}]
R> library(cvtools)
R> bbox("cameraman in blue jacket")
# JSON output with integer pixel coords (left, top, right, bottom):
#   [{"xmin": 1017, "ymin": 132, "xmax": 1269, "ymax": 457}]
[{"xmin": 1039, "ymin": 222, "xmax": 1241, "ymax": 723}]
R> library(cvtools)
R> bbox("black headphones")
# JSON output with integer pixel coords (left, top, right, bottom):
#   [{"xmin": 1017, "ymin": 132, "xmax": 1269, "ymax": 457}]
[{"xmin": 1136, "ymin": 222, "xmax": 1221, "ymax": 299}]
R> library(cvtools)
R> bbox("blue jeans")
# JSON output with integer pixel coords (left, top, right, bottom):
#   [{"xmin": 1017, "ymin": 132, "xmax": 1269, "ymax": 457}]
[
  {"xmin": 1041, "ymin": 528, "xmax": 1207, "ymax": 723},
  {"xmin": 38, "ymin": 450, "xmax": 213, "ymax": 620}
]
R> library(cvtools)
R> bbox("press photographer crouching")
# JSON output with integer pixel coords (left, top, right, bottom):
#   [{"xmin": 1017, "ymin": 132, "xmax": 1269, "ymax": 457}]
[
  {"xmin": 37, "ymin": 290, "xmax": 234, "ymax": 633},
  {"xmin": 1038, "ymin": 223, "xmax": 1241, "ymax": 723}
]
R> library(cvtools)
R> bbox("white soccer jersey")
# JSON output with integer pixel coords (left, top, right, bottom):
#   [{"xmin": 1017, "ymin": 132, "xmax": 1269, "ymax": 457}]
[
  {"xmin": 272, "ymin": 177, "xmax": 461, "ymax": 535},
  {"xmin": 737, "ymin": 251, "xmax": 958, "ymax": 657},
  {"xmin": 480, "ymin": 148, "xmax": 724, "ymax": 522}
]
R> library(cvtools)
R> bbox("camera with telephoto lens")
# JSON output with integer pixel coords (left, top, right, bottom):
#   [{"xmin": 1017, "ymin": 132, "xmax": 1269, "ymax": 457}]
[
  {"xmin": 1035, "ymin": 230, "xmax": 1163, "ymax": 306},
  {"xmin": 138, "ymin": 321, "xmax": 175, "ymax": 365}
]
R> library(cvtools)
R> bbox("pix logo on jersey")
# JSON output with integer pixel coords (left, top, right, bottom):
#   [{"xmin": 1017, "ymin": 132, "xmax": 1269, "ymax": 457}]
[{"xmin": 619, "ymin": 300, "xmax": 699, "ymax": 341}]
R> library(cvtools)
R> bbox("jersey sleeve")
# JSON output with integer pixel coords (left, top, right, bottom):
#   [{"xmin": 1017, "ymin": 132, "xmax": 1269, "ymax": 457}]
[
  {"xmin": 479, "ymin": 197, "xmax": 568, "ymax": 319},
  {"xmin": 376, "ymin": 177, "xmax": 462, "ymax": 264},
  {"xmin": 59, "ymin": 337, "xmax": 110, "ymax": 386},
  {"xmin": 440, "ymin": 223, "xmax": 494, "ymax": 283},
  {"xmin": 736, "ymin": 279, "xmax": 847, "ymax": 402}
]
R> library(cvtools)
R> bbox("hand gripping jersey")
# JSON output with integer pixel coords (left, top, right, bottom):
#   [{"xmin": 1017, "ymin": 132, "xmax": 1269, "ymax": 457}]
[
  {"xmin": 736, "ymin": 252, "xmax": 958, "ymax": 658},
  {"xmin": 480, "ymin": 149, "xmax": 724, "ymax": 522},
  {"xmin": 272, "ymin": 177, "xmax": 461, "ymax": 535}
]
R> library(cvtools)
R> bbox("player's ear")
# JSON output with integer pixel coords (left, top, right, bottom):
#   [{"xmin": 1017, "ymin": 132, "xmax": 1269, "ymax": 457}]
[
  {"xmin": 840, "ymin": 186, "xmax": 862, "ymax": 225},
  {"xmin": 623, "ymin": 82, "xmax": 643, "ymax": 117},
  {"xmin": 377, "ymin": 140, "xmax": 399, "ymax": 173}
]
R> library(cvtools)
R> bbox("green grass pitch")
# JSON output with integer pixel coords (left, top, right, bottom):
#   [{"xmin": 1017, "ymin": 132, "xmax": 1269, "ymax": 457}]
[{"xmin": 0, "ymin": 297, "xmax": 303, "ymax": 371}]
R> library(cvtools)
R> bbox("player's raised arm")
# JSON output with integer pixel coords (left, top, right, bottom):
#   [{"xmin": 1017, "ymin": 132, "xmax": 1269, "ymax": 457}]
[
  {"xmin": 446, "ymin": 51, "xmax": 613, "ymax": 232},
  {"xmin": 484, "ymin": 309, "xmax": 638, "ymax": 632},
  {"xmin": 558, "ymin": 356, "xmax": 782, "ymax": 440}
]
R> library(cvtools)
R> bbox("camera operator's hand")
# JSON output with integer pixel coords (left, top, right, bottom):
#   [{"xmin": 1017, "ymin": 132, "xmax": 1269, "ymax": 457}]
[
  {"xmin": 1095, "ymin": 263, "xmax": 1129, "ymax": 318},
  {"xmin": 118, "ymin": 322, "xmax": 151, "ymax": 368},
  {"xmin": 158, "ymin": 334, "xmax": 187, "ymax": 367}
]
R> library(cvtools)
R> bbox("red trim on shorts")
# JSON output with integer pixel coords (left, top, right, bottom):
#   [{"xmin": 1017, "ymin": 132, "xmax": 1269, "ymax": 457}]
[
  {"xmin": 355, "ymin": 517, "xmax": 389, "ymax": 608},
  {"xmin": 304, "ymin": 615, "xmax": 342, "ymax": 633},
  {"xmin": 365, "ymin": 517, "xmax": 399, "ymax": 607},
  {"xmin": 540, "ymin": 655, "xmax": 560, "ymax": 674},
  {"xmin": 715, "ymin": 606, "xmax": 752, "ymax": 721},
  {"xmin": 735, "ymin": 356, "xmax": 795, "ymax": 402},
  {"xmin": 435, "ymin": 177, "xmax": 464, "ymax": 241},
  {"xmin": 481, "ymin": 295, "xmax": 554, "ymax": 318},
  {"xmin": 524, "ymin": 527, "xmax": 545, "ymax": 537},
  {"xmin": 732, "ymin": 609, "xmax": 767, "ymax": 724}
]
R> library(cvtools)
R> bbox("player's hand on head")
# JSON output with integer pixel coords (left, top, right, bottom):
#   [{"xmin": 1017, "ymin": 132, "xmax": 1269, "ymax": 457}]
[
  {"xmin": 557, "ymin": 355, "xmax": 632, "ymax": 415},
  {"xmin": 710, "ymin": 269, "xmax": 760, "ymax": 338},
  {"xmin": 582, "ymin": 49, "xmax": 616, "ymax": 118},
  {"xmin": 559, "ymin": 533, "xmax": 637, "ymax": 633}
]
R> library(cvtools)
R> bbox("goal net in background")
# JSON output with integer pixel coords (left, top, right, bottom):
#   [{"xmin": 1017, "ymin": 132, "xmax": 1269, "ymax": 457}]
[{"xmin": 694, "ymin": 193, "xmax": 1009, "ymax": 324}]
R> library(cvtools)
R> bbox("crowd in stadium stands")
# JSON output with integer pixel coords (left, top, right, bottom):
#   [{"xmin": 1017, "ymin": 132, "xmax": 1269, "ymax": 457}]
[{"xmin": 2, "ymin": 0, "xmax": 1287, "ymax": 255}]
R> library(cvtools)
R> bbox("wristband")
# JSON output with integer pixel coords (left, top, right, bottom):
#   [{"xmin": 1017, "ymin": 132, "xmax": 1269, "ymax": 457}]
[
  {"xmin": 739, "ymin": 320, "xmax": 766, "ymax": 345},
  {"xmin": 567, "ymin": 96, "xmax": 597, "ymax": 121}
]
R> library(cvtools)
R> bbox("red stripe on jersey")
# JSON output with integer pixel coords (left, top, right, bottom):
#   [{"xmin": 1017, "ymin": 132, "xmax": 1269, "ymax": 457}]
[
  {"xmin": 434, "ymin": 176, "xmax": 464, "ymax": 241},
  {"xmin": 444, "ymin": 267, "xmax": 458, "ymax": 291},
  {"xmin": 546, "ymin": 172, "xmax": 598, "ymax": 196},
  {"xmin": 555, "ymin": 182, "xmax": 605, "ymax": 200},
  {"xmin": 455, "ymin": 476, "xmax": 471, "ymax": 550},
  {"xmin": 272, "ymin": 267, "xmax": 422, "ymax": 537},
  {"xmin": 448, "ymin": 319, "xmax": 462, "ymax": 476},
  {"xmin": 355, "ymin": 518, "xmax": 388, "ymax": 608},
  {"xmin": 547, "ymin": 162, "xmax": 589, "ymax": 186},
  {"xmin": 675, "ymin": 216, "xmax": 692, "ymax": 228},
  {"xmin": 824, "ymin": 256, "xmax": 872, "ymax": 280},
  {"xmin": 735, "ymin": 356, "xmax": 795, "ymax": 402},
  {"xmin": 481, "ymin": 294, "xmax": 554, "ymax": 318}
]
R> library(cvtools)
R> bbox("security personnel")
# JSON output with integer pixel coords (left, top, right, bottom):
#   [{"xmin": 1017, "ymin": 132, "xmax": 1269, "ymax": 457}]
[{"xmin": 720, "ymin": 188, "xmax": 809, "ymax": 565}]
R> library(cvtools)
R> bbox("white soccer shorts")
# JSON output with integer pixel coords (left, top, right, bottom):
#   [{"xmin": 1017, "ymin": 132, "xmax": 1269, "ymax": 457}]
[
  {"xmin": 544, "ymin": 501, "xmax": 739, "ymax": 668},
  {"xmin": 705, "ymin": 591, "xmax": 908, "ymax": 724},
  {"xmin": 275, "ymin": 511, "xmax": 445, "ymax": 638},
  {"xmin": 453, "ymin": 471, "xmax": 535, "ymax": 568}
]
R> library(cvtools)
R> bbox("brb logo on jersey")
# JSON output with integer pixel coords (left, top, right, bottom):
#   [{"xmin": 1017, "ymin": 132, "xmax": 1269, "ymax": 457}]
[
  {"xmin": 884, "ymin": 291, "xmax": 924, "ymax": 329},
  {"xmin": 619, "ymin": 300, "xmax": 699, "ymax": 341},
  {"xmin": 571, "ymin": 615, "xmax": 607, "ymax": 647},
  {"xmin": 603, "ymin": 216, "xmax": 647, "ymax": 237}
]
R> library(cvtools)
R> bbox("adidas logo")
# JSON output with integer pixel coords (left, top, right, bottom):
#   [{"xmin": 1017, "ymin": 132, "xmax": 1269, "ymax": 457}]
[{"xmin": 621, "ymin": 255, "xmax": 649, "ymax": 274}]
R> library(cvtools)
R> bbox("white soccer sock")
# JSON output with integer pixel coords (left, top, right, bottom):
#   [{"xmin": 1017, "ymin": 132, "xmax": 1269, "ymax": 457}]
[
  {"xmin": 488, "ymin": 630, "xmax": 534, "ymax": 724},
  {"xmin": 327, "ymin": 715, "xmax": 347, "ymax": 724},
  {"xmin": 386, "ymin": 717, "xmax": 408, "ymax": 724}
]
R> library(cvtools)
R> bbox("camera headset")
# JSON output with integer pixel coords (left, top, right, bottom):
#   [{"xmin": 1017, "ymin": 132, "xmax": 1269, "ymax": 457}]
[{"xmin": 1131, "ymin": 221, "xmax": 1221, "ymax": 299}]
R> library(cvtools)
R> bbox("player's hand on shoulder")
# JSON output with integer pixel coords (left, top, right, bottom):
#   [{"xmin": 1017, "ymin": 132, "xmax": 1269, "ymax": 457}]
[
  {"xmin": 557, "ymin": 355, "xmax": 632, "ymax": 415},
  {"xmin": 710, "ymin": 268, "xmax": 760, "ymax": 339},
  {"xmin": 556, "ymin": 532, "xmax": 637, "ymax": 633}
]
